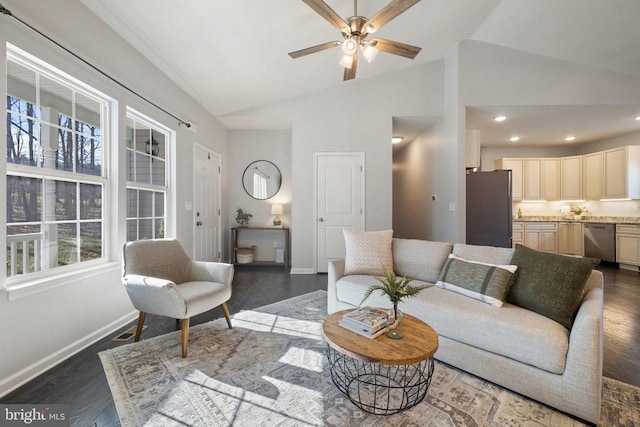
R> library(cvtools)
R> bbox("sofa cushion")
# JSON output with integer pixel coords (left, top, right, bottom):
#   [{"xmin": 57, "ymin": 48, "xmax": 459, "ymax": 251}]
[
  {"xmin": 453, "ymin": 243, "xmax": 514, "ymax": 265},
  {"xmin": 343, "ymin": 229, "xmax": 394, "ymax": 276},
  {"xmin": 436, "ymin": 254, "xmax": 517, "ymax": 307},
  {"xmin": 335, "ymin": 275, "xmax": 569, "ymax": 374},
  {"xmin": 507, "ymin": 244, "xmax": 600, "ymax": 330},
  {"xmin": 392, "ymin": 239, "xmax": 453, "ymax": 282}
]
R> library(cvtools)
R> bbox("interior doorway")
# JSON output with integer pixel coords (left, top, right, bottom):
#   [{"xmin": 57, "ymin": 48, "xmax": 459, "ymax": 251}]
[
  {"xmin": 315, "ymin": 152, "xmax": 365, "ymax": 273},
  {"xmin": 193, "ymin": 143, "xmax": 221, "ymax": 262}
]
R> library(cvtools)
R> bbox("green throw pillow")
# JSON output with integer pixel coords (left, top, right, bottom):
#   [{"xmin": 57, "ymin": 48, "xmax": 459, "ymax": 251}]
[
  {"xmin": 507, "ymin": 244, "xmax": 600, "ymax": 329},
  {"xmin": 436, "ymin": 254, "xmax": 517, "ymax": 307}
]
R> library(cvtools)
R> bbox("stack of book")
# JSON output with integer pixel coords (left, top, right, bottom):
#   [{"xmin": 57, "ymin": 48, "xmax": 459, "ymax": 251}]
[{"xmin": 338, "ymin": 306, "xmax": 388, "ymax": 339}]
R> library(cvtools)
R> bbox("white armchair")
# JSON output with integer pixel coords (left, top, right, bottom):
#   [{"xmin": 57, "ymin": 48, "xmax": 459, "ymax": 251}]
[{"xmin": 122, "ymin": 239, "xmax": 234, "ymax": 358}]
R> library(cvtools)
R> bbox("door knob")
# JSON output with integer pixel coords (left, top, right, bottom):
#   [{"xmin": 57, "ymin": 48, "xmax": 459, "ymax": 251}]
[
  {"xmin": 196, "ymin": 221, "xmax": 203, "ymax": 226},
  {"xmin": 318, "ymin": 218, "xmax": 324, "ymax": 222}
]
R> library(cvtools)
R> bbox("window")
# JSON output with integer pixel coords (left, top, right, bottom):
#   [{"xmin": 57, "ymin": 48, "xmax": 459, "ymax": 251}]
[
  {"xmin": 125, "ymin": 109, "xmax": 170, "ymax": 241},
  {"xmin": 5, "ymin": 46, "xmax": 110, "ymax": 282}
]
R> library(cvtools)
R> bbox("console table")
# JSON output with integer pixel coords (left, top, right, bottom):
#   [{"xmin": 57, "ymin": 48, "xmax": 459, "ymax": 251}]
[{"xmin": 230, "ymin": 226, "xmax": 289, "ymax": 268}]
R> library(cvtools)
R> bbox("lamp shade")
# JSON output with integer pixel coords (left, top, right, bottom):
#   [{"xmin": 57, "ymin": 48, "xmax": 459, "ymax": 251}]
[{"xmin": 271, "ymin": 204, "xmax": 284, "ymax": 215}]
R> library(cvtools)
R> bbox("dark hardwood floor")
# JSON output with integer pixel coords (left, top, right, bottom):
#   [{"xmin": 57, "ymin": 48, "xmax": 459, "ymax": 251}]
[{"xmin": 1, "ymin": 263, "xmax": 638, "ymax": 427}]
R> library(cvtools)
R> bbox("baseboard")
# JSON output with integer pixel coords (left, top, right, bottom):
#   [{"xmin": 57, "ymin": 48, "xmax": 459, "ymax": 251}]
[
  {"xmin": 619, "ymin": 263, "xmax": 640, "ymax": 272},
  {"xmin": 0, "ymin": 310, "xmax": 138, "ymax": 398},
  {"xmin": 290, "ymin": 268, "xmax": 315, "ymax": 275}
]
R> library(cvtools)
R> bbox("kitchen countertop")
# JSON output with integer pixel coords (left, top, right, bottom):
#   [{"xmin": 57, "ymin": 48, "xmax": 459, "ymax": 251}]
[{"xmin": 513, "ymin": 216, "xmax": 640, "ymax": 225}]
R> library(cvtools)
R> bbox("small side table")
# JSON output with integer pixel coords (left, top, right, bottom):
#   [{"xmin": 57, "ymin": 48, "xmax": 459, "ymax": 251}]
[
  {"xmin": 230, "ymin": 226, "xmax": 289, "ymax": 268},
  {"xmin": 322, "ymin": 309, "xmax": 438, "ymax": 415}
]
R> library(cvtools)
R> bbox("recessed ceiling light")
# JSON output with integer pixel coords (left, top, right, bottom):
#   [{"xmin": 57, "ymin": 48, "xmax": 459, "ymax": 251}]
[
  {"xmin": 635, "ymin": 116, "xmax": 640, "ymax": 121},
  {"xmin": 565, "ymin": 136, "xmax": 576, "ymax": 142},
  {"xmin": 510, "ymin": 136, "xmax": 520, "ymax": 142},
  {"xmin": 494, "ymin": 115, "xmax": 507, "ymax": 122},
  {"xmin": 391, "ymin": 136, "xmax": 403, "ymax": 144}
]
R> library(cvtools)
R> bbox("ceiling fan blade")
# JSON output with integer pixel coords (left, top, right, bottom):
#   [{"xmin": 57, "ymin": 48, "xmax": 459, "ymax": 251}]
[
  {"xmin": 302, "ymin": 0, "xmax": 350, "ymax": 33},
  {"xmin": 365, "ymin": 0, "xmax": 420, "ymax": 34},
  {"xmin": 289, "ymin": 41, "xmax": 341, "ymax": 59},
  {"xmin": 343, "ymin": 53, "xmax": 358, "ymax": 81},
  {"xmin": 369, "ymin": 38, "xmax": 421, "ymax": 59}
]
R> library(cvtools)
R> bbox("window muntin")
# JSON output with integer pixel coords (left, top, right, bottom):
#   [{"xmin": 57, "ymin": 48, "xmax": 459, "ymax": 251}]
[
  {"xmin": 5, "ymin": 47, "xmax": 109, "ymax": 282},
  {"xmin": 125, "ymin": 110, "xmax": 169, "ymax": 242}
]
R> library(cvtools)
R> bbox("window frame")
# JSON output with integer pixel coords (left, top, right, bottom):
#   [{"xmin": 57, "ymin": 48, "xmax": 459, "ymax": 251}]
[
  {"xmin": 125, "ymin": 107, "xmax": 173, "ymax": 242},
  {"xmin": 3, "ymin": 44, "xmax": 114, "ymax": 293}
]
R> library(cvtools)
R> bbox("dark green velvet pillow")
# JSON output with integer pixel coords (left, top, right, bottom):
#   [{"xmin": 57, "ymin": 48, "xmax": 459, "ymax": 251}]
[{"xmin": 507, "ymin": 244, "xmax": 600, "ymax": 329}]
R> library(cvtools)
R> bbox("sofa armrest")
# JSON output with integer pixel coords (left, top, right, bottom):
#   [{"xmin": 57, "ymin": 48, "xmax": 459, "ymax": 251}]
[
  {"xmin": 189, "ymin": 261, "xmax": 234, "ymax": 287},
  {"xmin": 327, "ymin": 260, "xmax": 345, "ymax": 314},
  {"xmin": 122, "ymin": 274, "xmax": 187, "ymax": 318},
  {"xmin": 561, "ymin": 279, "xmax": 604, "ymax": 423}
]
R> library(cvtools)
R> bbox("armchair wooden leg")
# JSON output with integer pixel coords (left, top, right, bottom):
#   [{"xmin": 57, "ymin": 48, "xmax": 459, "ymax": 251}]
[
  {"xmin": 181, "ymin": 318, "xmax": 190, "ymax": 358},
  {"xmin": 134, "ymin": 312, "xmax": 146, "ymax": 342},
  {"xmin": 222, "ymin": 302, "xmax": 232, "ymax": 329}
]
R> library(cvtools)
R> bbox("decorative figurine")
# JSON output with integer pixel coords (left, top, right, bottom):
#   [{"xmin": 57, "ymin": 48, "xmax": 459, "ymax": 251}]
[{"xmin": 236, "ymin": 209, "xmax": 252, "ymax": 227}]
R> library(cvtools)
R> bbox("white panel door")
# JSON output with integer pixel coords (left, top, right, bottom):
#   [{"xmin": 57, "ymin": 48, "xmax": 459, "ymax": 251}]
[
  {"xmin": 316, "ymin": 153, "xmax": 364, "ymax": 273},
  {"xmin": 193, "ymin": 144, "xmax": 221, "ymax": 261}
]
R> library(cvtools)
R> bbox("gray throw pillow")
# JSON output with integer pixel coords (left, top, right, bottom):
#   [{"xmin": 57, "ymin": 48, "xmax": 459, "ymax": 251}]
[
  {"xmin": 507, "ymin": 244, "xmax": 600, "ymax": 329},
  {"xmin": 436, "ymin": 254, "xmax": 517, "ymax": 307}
]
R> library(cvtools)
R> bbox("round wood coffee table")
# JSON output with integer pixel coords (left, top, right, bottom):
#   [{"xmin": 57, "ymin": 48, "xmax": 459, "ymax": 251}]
[{"xmin": 323, "ymin": 309, "xmax": 439, "ymax": 415}]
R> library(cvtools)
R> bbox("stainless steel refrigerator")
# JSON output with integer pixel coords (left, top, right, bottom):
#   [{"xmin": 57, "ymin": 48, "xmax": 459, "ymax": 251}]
[{"xmin": 466, "ymin": 170, "xmax": 512, "ymax": 248}]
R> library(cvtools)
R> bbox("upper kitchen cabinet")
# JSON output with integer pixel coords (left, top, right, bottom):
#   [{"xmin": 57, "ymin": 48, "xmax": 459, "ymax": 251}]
[
  {"xmin": 495, "ymin": 158, "xmax": 523, "ymax": 201},
  {"xmin": 523, "ymin": 158, "xmax": 542, "ymax": 200},
  {"xmin": 466, "ymin": 129, "xmax": 481, "ymax": 169},
  {"xmin": 523, "ymin": 158, "xmax": 560, "ymax": 201},
  {"xmin": 583, "ymin": 152, "xmax": 603, "ymax": 200},
  {"xmin": 542, "ymin": 158, "xmax": 561, "ymax": 201},
  {"xmin": 603, "ymin": 146, "xmax": 640, "ymax": 200},
  {"xmin": 561, "ymin": 156, "xmax": 582, "ymax": 200}
]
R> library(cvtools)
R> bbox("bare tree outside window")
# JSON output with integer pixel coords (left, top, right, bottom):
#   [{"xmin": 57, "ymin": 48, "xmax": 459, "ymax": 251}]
[{"xmin": 5, "ymin": 48, "xmax": 108, "ymax": 281}]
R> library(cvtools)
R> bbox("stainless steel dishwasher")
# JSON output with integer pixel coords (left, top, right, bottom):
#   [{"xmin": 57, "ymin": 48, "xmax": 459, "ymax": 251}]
[{"xmin": 583, "ymin": 223, "xmax": 616, "ymax": 262}]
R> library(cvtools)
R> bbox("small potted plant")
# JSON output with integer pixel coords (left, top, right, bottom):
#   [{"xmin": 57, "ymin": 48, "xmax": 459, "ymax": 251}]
[
  {"xmin": 570, "ymin": 206, "xmax": 588, "ymax": 219},
  {"xmin": 360, "ymin": 266, "xmax": 431, "ymax": 339}
]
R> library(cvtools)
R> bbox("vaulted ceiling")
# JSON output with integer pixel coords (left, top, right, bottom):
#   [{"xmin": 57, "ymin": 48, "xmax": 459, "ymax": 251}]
[{"xmin": 80, "ymin": 0, "xmax": 640, "ymax": 145}]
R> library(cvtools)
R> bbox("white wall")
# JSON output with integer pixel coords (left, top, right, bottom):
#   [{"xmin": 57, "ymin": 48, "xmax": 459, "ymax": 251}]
[
  {"xmin": 223, "ymin": 61, "xmax": 445, "ymax": 272},
  {"xmin": 228, "ymin": 129, "xmax": 292, "ymax": 262},
  {"xmin": 0, "ymin": 0, "xmax": 228, "ymax": 396}
]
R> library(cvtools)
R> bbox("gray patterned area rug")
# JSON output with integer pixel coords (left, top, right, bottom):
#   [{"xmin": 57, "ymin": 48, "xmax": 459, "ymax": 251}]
[{"xmin": 100, "ymin": 290, "xmax": 639, "ymax": 426}]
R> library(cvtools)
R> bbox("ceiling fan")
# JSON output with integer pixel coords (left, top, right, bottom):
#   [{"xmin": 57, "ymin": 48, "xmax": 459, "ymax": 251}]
[{"xmin": 289, "ymin": 0, "xmax": 422, "ymax": 81}]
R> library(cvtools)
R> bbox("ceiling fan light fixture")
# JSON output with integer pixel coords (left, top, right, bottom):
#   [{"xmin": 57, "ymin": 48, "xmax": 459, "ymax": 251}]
[
  {"xmin": 339, "ymin": 54, "xmax": 354, "ymax": 69},
  {"xmin": 362, "ymin": 43, "xmax": 379, "ymax": 62},
  {"xmin": 342, "ymin": 38, "xmax": 358, "ymax": 55}
]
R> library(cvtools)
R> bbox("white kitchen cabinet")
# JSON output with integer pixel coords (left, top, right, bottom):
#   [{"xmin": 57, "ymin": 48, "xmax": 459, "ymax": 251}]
[
  {"xmin": 523, "ymin": 158, "xmax": 542, "ymax": 200},
  {"xmin": 466, "ymin": 129, "xmax": 481, "ymax": 169},
  {"xmin": 522, "ymin": 158, "xmax": 559, "ymax": 201},
  {"xmin": 603, "ymin": 146, "xmax": 640, "ymax": 200},
  {"xmin": 495, "ymin": 158, "xmax": 523, "ymax": 201},
  {"xmin": 542, "ymin": 158, "xmax": 561, "ymax": 201},
  {"xmin": 524, "ymin": 222, "xmax": 558, "ymax": 253},
  {"xmin": 561, "ymin": 156, "xmax": 583, "ymax": 200},
  {"xmin": 616, "ymin": 224, "xmax": 640, "ymax": 268},
  {"xmin": 512, "ymin": 221, "xmax": 524, "ymax": 248},
  {"xmin": 582, "ymin": 152, "xmax": 602, "ymax": 201},
  {"xmin": 558, "ymin": 222, "xmax": 584, "ymax": 256}
]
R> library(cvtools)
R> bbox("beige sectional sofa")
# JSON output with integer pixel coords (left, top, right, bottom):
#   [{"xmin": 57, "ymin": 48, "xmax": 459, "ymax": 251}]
[{"xmin": 327, "ymin": 238, "xmax": 604, "ymax": 424}]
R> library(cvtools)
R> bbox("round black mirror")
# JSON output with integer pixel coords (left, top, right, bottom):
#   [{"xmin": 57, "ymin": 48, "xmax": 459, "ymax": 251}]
[{"xmin": 242, "ymin": 160, "xmax": 282, "ymax": 200}]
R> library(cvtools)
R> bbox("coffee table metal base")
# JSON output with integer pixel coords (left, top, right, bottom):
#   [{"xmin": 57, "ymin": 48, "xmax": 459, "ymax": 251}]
[{"xmin": 326, "ymin": 345, "xmax": 435, "ymax": 415}]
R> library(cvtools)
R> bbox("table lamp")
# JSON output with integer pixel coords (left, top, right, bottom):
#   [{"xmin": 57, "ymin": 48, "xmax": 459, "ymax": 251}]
[{"xmin": 271, "ymin": 204, "xmax": 283, "ymax": 226}]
